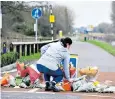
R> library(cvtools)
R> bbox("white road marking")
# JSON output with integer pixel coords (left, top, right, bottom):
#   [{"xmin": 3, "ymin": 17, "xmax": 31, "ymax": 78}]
[
  {"xmin": 82, "ymin": 93, "xmax": 115, "ymax": 98},
  {"xmin": 2, "ymin": 90, "xmax": 55, "ymax": 94},
  {"xmin": 36, "ymin": 92, "xmax": 55, "ymax": 94},
  {"xmin": 28, "ymin": 88, "xmax": 38, "ymax": 92},
  {"xmin": 2, "ymin": 91, "xmax": 28, "ymax": 93}
]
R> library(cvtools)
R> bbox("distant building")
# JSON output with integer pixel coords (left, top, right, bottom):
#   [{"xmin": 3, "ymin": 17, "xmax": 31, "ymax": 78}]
[{"xmin": 79, "ymin": 27, "xmax": 87, "ymax": 34}]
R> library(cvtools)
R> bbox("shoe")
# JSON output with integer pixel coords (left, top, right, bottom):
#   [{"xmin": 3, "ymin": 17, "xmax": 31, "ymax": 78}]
[
  {"xmin": 45, "ymin": 81, "xmax": 52, "ymax": 91},
  {"xmin": 51, "ymin": 81, "xmax": 60, "ymax": 92}
]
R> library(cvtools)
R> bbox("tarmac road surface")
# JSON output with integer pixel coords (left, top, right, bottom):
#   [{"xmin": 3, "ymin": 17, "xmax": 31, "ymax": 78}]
[
  {"xmin": 1, "ymin": 91, "xmax": 115, "ymax": 99},
  {"xmin": 70, "ymin": 41, "xmax": 115, "ymax": 72}
]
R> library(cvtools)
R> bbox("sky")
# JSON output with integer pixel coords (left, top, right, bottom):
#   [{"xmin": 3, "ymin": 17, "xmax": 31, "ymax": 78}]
[
  {"xmin": 0, "ymin": 0, "xmax": 112, "ymax": 29},
  {"xmin": 54, "ymin": 0, "xmax": 112, "ymax": 28}
]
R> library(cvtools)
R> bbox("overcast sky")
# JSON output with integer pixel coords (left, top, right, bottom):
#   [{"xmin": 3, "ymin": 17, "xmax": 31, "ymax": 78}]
[{"xmin": 54, "ymin": 0, "xmax": 112, "ymax": 28}]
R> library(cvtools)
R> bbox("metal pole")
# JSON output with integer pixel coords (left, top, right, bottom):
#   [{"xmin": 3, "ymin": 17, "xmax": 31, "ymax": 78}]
[
  {"xmin": 35, "ymin": 19, "xmax": 38, "ymax": 42},
  {"xmin": 0, "ymin": 1, "xmax": 2, "ymax": 29},
  {"xmin": 50, "ymin": 5, "xmax": 53, "ymax": 41},
  {"xmin": 0, "ymin": 2, "xmax": 2, "ymax": 53},
  {"xmin": 51, "ymin": 23, "xmax": 53, "ymax": 41}
]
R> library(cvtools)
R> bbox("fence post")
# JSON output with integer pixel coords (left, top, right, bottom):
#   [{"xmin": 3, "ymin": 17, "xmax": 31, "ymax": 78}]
[
  {"xmin": 37, "ymin": 44, "xmax": 39, "ymax": 52},
  {"xmin": 25, "ymin": 44, "xmax": 27, "ymax": 56},
  {"xmin": 16, "ymin": 45, "xmax": 20, "ymax": 58},
  {"xmin": 20, "ymin": 45, "xmax": 22, "ymax": 58},
  {"xmin": 31, "ymin": 44, "xmax": 34, "ymax": 54},
  {"xmin": 33, "ymin": 44, "xmax": 35, "ymax": 54},
  {"xmin": 30, "ymin": 44, "xmax": 31, "ymax": 55},
  {"xmin": 10, "ymin": 43, "xmax": 13, "ymax": 52},
  {"xmin": 27, "ymin": 44, "xmax": 30, "ymax": 56},
  {"xmin": 35, "ymin": 44, "xmax": 37, "ymax": 53},
  {"xmin": 14, "ymin": 45, "xmax": 16, "ymax": 53},
  {"xmin": 22, "ymin": 45, "xmax": 25, "ymax": 56}
]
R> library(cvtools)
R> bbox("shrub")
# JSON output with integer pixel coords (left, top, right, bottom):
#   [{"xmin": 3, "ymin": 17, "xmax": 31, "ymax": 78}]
[
  {"xmin": 104, "ymin": 35, "xmax": 115, "ymax": 43},
  {"xmin": 12, "ymin": 22, "xmax": 34, "ymax": 36},
  {"xmin": 12, "ymin": 23, "xmax": 27, "ymax": 33},
  {"xmin": 24, "ymin": 27, "xmax": 34, "ymax": 36},
  {"xmin": 1, "ymin": 52, "xmax": 19, "ymax": 67},
  {"xmin": 11, "ymin": 14, "xmax": 24, "ymax": 23}
]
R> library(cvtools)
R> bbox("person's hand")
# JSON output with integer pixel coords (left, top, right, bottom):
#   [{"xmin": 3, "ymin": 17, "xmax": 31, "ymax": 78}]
[{"xmin": 68, "ymin": 78, "xmax": 74, "ymax": 83}]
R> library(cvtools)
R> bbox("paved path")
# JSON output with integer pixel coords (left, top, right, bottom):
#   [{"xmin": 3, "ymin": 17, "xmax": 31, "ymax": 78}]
[{"xmin": 70, "ymin": 41, "xmax": 115, "ymax": 72}]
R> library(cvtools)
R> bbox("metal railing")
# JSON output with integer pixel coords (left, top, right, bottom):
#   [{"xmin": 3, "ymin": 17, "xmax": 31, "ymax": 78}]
[{"xmin": 10, "ymin": 39, "xmax": 59, "ymax": 58}]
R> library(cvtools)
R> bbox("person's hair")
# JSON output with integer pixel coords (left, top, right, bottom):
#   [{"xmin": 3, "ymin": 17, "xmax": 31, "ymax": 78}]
[{"xmin": 60, "ymin": 37, "xmax": 72, "ymax": 47}]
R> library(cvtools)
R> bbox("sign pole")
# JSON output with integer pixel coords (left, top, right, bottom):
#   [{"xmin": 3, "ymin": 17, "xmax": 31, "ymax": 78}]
[
  {"xmin": 32, "ymin": 8, "xmax": 42, "ymax": 42},
  {"xmin": 51, "ymin": 23, "xmax": 53, "ymax": 41},
  {"xmin": 50, "ymin": 5, "xmax": 53, "ymax": 41},
  {"xmin": 0, "ymin": 2, "xmax": 2, "ymax": 29},
  {"xmin": 35, "ymin": 19, "xmax": 38, "ymax": 42}
]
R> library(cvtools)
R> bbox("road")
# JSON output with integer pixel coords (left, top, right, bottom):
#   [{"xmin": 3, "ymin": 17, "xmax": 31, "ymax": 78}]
[
  {"xmin": 1, "ymin": 92, "xmax": 80, "ymax": 99},
  {"xmin": 70, "ymin": 37, "xmax": 115, "ymax": 85},
  {"xmin": 1, "ymin": 91, "xmax": 115, "ymax": 99},
  {"xmin": 1, "ymin": 36, "xmax": 115, "ymax": 99},
  {"xmin": 70, "ymin": 41, "xmax": 115, "ymax": 72}
]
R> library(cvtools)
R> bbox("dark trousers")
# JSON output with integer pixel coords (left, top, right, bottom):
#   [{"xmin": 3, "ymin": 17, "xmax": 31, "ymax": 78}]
[{"xmin": 36, "ymin": 64, "xmax": 63, "ymax": 83}]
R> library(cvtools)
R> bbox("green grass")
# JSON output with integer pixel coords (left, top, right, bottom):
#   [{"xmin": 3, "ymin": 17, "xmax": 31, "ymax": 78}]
[
  {"xmin": 87, "ymin": 40, "xmax": 115, "ymax": 56},
  {"xmin": 18, "ymin": 52, "xmax": 41, "ymax": 62}
]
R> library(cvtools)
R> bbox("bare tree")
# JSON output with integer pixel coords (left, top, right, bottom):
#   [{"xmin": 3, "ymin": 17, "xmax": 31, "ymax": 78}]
[
  {"xmin": 1, "ymin": 1, "xmax": 75, "ymax": 37},
  {"xmin": 96, "ymin": 22, "xmax": 113, "ymax": 33},
  {"xmin": 111, "ymin": 1, "xmax": 115, "ymax": 33},
  {"xmin": 53, "ymin": 5, "xmax": 74, "ymax": 35}
]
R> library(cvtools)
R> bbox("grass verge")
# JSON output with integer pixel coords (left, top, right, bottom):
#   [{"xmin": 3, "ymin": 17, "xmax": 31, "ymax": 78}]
[
  {"xmin": 87, "ymin": 40, "xmax": 115, "ymax": 56},
  {"xmin": 18, "ymin": 52, "xmax": 41, "ymax": 62}
]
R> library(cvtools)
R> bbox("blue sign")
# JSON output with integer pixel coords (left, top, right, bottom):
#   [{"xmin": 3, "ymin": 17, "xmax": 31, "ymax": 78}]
[
  {"xmin": 61, "ymin": 54, "xmax": 78, "ymax": 78},
  {"xmin": 31, "ymin": 8, "xmax": 42, "ymax": 19}
]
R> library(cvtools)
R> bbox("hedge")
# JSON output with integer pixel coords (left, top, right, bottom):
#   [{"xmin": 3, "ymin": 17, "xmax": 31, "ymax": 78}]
[{"xmin": 1, "ymin": 52, "xmax": 19, "ymax": 67}]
